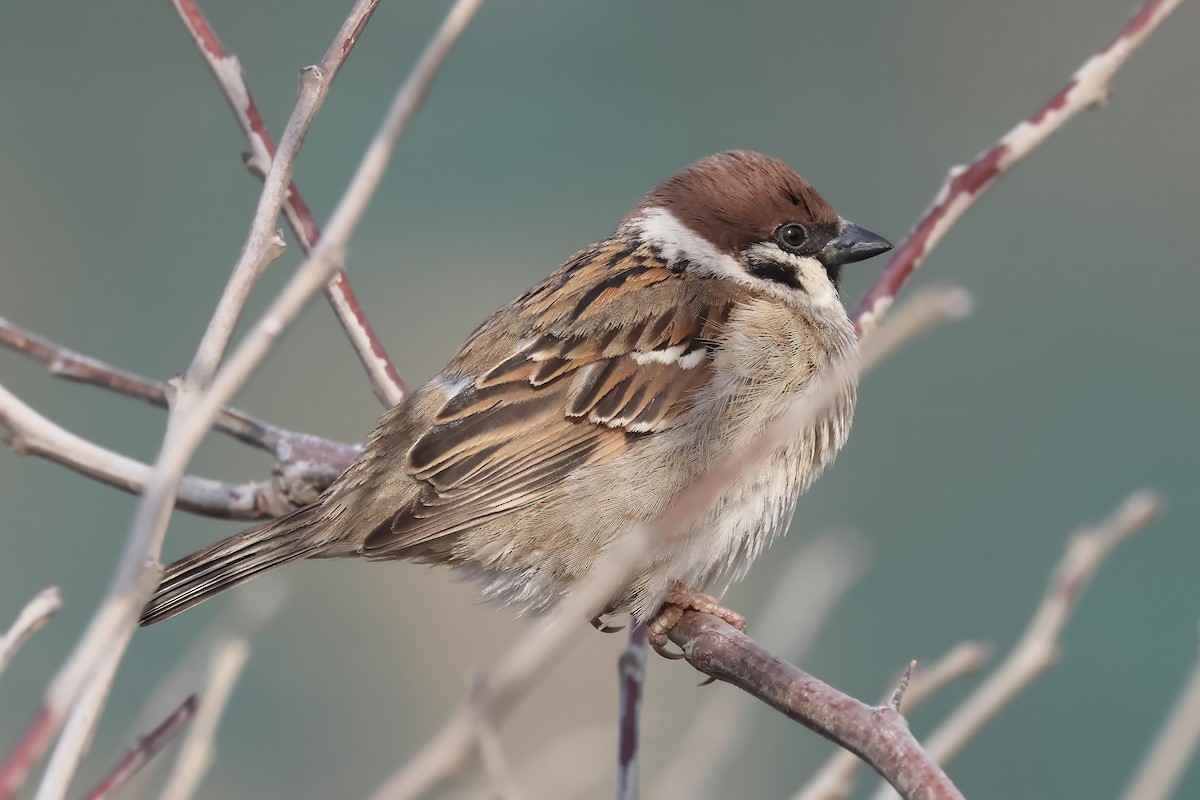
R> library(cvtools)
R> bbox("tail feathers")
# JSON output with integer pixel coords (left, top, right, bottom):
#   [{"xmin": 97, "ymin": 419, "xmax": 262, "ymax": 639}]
[{"xmin": 140, "ymin": 503, "xmax": 324, "ymax": 626}]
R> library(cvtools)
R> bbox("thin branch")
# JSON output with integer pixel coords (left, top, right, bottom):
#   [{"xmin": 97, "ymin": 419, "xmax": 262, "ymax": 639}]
[
  {"xmin": 793, "ymin": 642, "xmax": 990, "ymax": 800},
  {"xmin": 368, "ymin": 288, "xmax": 971, "ymax": 800},
  {"xmin": 469, "ymin": 681, "xmax": 522, "ymax": 800},
  {"xmin": 1118, "ymin": 622, "xmax": 1200, "ymax": 800},
  {"xmin": 668, "ymin": 612, "xmax": 963, "ymax": 800},
  {"xmin": 79, "ymin": 695, "xmax": 197, "ymax": 800},
  {"xmin": 0, "ymin": 320, "xmax": 361, "ymax": 517},
  {"xmin": 172, "ymin": 0, "xmax": 407, "ymax": 407},
  {"xmin": 868, "ymin": 490, "xmax": 1162, "ymax": 800},
  {"xmin": 3, "ymin": 1, "xmax": 407, "ymax": 796},
  {"xmin": 851, "ymin": 0, "xmax": 1184, "ymax": 335},
  {"xmin": 654, "ymin": 534, "xmax": 870, "ymax": 800},
  {"xmin": 158, "ymin": 640, "xmax": 251, "ymax": 800},
  {"xmin": 0, "ymin": 587, "xmax": 63, "ymax": 682},
  {"xmin": 0, "ymin": 317, "xmax": 279, "ymax": 452},
  {"xmin": 616, "ymin": 624, "xmax": 648, "ymax": 800},
  {"xmin": 0, "ymin": 383, "xmax": 293, "ymax": 519}
]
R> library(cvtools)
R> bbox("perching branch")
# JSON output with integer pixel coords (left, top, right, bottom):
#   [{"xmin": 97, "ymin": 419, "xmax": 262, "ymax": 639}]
[
  {"xmin": 668, "ymin": 612, "xmax": 963, "ymax": 800},
  {"xmin": 793, "ymin": 642, "xmax": 991, "ymax": 800},
  {"xmin": 654, "ymin": 534, "xmax": 870, "ymax": 800},
  {"xmin": 851, "ymin": 0, "xmax": 1184, "ymax": 335}
]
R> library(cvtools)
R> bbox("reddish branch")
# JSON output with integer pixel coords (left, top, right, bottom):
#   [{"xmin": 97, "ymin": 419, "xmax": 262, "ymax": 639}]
[
  {"xmin": 81, "ymin": 695, "xmax": 198, "ymax": 800},
  {"xmin": 851, "ymin": 0, "xmax": 1183, "ymax": 335},
  {"xmin": 172, "ymin": 0, "xmax": 407, "ymax": 407},
  {"xmin": 668, "ymin": 613, "xmax": 964, "ymax": 800}
]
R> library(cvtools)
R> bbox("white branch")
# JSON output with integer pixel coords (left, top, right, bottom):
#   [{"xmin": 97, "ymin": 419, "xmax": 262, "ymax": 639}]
[
  {"xmin": 1119, "ymin": 622, "xmax": 1200, "ymax": 800},
  {"xmin": 0, "ymin": 587, "xmax": 63, "ymax": 682}
]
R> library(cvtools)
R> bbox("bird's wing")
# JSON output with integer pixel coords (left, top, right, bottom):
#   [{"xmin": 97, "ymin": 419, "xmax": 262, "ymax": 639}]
[{"xmin": 361, "ymin": 244, "xmax": 738, "ymax": 557}]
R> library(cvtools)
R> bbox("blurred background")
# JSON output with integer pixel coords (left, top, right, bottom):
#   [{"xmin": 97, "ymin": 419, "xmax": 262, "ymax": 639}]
[{"xmin": 1, "ymin": 1, "xmax": 1197, "ymax": 798}]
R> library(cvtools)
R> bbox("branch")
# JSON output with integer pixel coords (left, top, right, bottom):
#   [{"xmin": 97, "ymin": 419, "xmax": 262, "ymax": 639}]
[
  {"xmin": 653, "ymin": 534, "xmax": 870, "ymax": 800},
  {"xmin": 1120, "ymin": 622, "xmax": 1200, "ymax": 800},
  {"xmin": 669, "ymin": 613, "xmax": 963, "ymax": 800},
  {"xmin": 79, "ymin": 695, "xmax": 197, "ymax": 800},
  {"xmin": 172, "ymin": 0, "xmax": 407, "ymax": 407},
  {"xmin": 793, "ymin": 642, "xmax": 991, "ymax": 800},
  {"xmin": 159, "ymin": 640, "xmax": 251, "ymax": 800},
  {"xmin": 868, "ymin": 489, "xmax": 1161, "ymax": 800},
  {"xmin": 368, "ymin": 288, "xmax": 971, "ymax": 800},
  {"xmin": 1, "ymin": 0, "xmax": 446, "ymax": 794},
  {"xmin": 0, "ymin": 587, "xmax": 62, "ymax": 682},
  {"xmin": 850, "ymin": 0, "xmax": 1184, "ymax": 335},
  {"xmin": 616, "ymin": 624, "xmax": 649, "ymax": 800},
  {"xmin": 0, "ymin": 317, "xmax": 279, "ymax": 452},
  {"xmin": 0, "ymin": 320, "xmax": 360, "ymax": 517}
]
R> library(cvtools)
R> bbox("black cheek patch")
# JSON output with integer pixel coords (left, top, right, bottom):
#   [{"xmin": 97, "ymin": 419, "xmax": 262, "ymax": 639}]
[{"xmin": 746, "ymin": 256, "xmax": 805, "ymax": 291}]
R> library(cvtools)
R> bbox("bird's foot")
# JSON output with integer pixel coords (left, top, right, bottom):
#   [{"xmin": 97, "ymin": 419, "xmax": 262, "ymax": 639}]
[{"xmin": 646, "ymin": 582, "xmax": 746, "ymax": 660}]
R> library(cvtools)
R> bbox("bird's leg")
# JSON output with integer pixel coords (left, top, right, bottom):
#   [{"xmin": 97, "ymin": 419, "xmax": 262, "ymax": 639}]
[{"xmin": 647, "ymin": 582, "xmax": 747, "ymax": 659}]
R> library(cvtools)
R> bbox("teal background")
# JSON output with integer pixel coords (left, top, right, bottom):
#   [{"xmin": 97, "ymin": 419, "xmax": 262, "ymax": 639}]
[{"xmin": 1, "ymin": 1, "xmax": 1197, "ymax": 798}]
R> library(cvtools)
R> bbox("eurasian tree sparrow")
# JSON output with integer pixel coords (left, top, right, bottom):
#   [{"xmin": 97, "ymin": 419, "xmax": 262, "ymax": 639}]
[{"xmin": 140, "ymin": 150, "xmax": 892, "ymax": 650}]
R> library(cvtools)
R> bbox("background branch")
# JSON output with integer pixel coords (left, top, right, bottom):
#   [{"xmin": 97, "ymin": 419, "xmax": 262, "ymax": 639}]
[
  {"xmin": 1120, "ymin": 622, "xmax": 1200, "ymax": 800},
  {"xmin": 0, "ymin": 587, "xmax": 62, "ymax": 683},
  {"xmin": 850, "ymin": 0, "xmax": 1184, "ymax": 334},
  {"xmin": 1, "ymin": 0, "xmax": 423, "ymax": 795},
  {"xmin": 79, "ymin": 695, "xmax": 197, "ymax": 800},
  {"xmin": 172, "ymin": 0, "xmax": 407, "ymax": 407},
  {"xmin": 869, "ymin": 489, "xmax": 1161, "ymax": 800}
]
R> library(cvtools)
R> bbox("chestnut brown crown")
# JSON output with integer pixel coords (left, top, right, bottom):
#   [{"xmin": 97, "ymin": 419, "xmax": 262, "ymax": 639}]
[{"xmin": 640, "ymin": 150, "xmax": 840, "ymax": 254}]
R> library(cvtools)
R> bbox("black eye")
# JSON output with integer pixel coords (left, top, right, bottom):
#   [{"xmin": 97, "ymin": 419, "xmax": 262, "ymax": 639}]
[{"xmin": 775, "ymin": 223, "xmax": 808, "ymax": 252}]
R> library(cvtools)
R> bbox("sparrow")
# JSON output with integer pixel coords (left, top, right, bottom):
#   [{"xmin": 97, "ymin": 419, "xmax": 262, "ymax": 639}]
[{"xmin": 139, "ymin": 150, "xmax": 891, "ymax": 651}]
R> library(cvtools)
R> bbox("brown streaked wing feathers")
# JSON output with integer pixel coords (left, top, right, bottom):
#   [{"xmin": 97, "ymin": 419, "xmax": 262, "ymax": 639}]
[{"xmin": 361, "ymin": 250, "xmax": 738, "ymax": 558}]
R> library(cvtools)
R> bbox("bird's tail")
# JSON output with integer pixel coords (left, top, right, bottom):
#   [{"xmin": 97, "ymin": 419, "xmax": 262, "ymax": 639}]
[{"xmin": 139, "ymin": 503, "xmax": 326, "ymax": 626}]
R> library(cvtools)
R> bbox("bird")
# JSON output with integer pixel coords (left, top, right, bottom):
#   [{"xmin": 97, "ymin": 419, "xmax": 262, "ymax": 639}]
[{"xmin": 139, "ymin": 150, "xmax": 892, "ymax": 652}]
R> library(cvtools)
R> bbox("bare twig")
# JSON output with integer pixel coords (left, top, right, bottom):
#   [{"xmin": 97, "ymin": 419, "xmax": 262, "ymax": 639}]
[
  {"xmin": 172, "ymin": 0, "xmax": 407, "ymax": 407},
  {"xmin": 0, "ymin": 383, "xmax": 302, "ymax": 519},
  {"xmin": 0, "ymin": 320, "xmax": 361, "ymax": 517},
  {"xmin": 0, "ymin": 317, "xmax": 280, "ymax": 452},
  {"xmin": 616, "ymin": 624, "xmax": 649, "ymax": 800},
  {"xmin": 668, "ymin": 612, "xmax": 964, "ymax": 800},
  {"xmin": 0, "ymin": 587, "xmax": 63, "ymax": 682},
  {"xmin": 469, "ymin": 681, "xmax": 522, "ymax": 800},
  {"xmin": 790, "ymin": 642, "xmax": 990, "ymax": 800},
  {"xmin": 80, "ymin": 695, "xmax": 197, "ymax": 800},
  {"xmin": 1, "ymin": 0, "xmax": 438, "ymax": 795},
  {"xmin": 158, "ymin": 640, "xmax": 251, "ymax": 800},
  {"xmin": 1119, "ymin": 622, "xmax": 1200, "ymax": 800},
  {"xmin": 851, "ymin": 0, "xmax": 1184, "ymax": 335},
  {"xmin": 369, "ymin": 288, "xmax": 970, "ymax": 800},
  {"xmin": 868, "ymin": 490, "xmax": 1161, "ymax": 800},
  {"xmin": 654, "ymin": 534, "xmax": 869, "ymax": 800}
]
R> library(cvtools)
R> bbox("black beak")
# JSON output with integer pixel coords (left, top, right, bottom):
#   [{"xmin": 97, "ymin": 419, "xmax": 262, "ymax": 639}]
[{"xmin": 820, "ymin": 218, "xmax": 893, "ymax": 267}]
